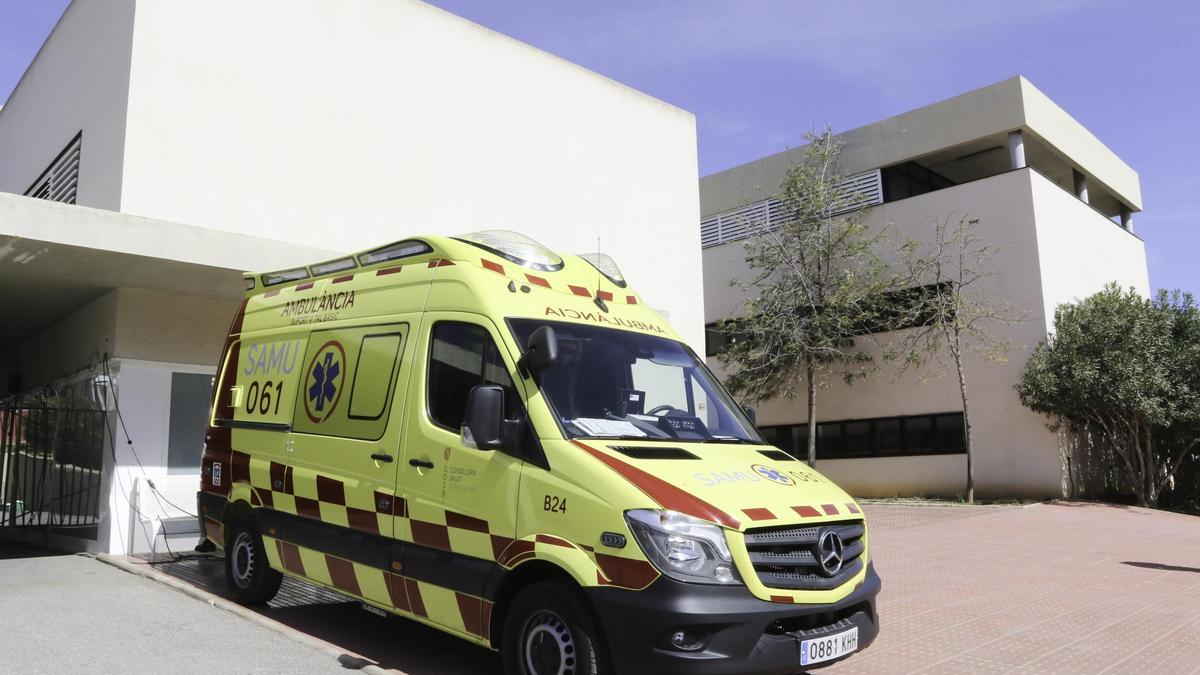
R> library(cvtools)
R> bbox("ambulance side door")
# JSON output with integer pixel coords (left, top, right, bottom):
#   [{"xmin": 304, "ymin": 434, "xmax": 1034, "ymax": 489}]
[
  {"xmin": 281, "ymin": 322, "xmax": 411, "ymax": 610},
  {"xmin": 398, "ymin": 314, "xmax": 525, "ymax": 637}
]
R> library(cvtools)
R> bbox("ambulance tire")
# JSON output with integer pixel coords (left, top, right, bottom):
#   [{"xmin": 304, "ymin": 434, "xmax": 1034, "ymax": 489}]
[
  {"xmin": 502, "ymin": 581, "xmax": 607, "ymax": 675},
  {"xmin": 225, "ymin": 519, "xmax": 283, "ymax": 605}
]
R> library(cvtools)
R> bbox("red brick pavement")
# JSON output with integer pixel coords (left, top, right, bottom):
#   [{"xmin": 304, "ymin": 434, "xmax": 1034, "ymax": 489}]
[{"xmin": 829, "ymin": 502, "xmax": 1200, "ymax": 675}]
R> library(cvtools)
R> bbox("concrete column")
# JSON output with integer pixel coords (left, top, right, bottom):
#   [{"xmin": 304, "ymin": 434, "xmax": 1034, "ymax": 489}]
[
  {"xmin": 1072, "ymin": 169, "xmax": 1089, "ymax": 204},
  {"xmin": 1120, "ymin": 206, "xmax": 1134, "ymax": 232},
  {"xmin": 1008, "ymin": 130, "xmax": 1026, "ymax": 170}
]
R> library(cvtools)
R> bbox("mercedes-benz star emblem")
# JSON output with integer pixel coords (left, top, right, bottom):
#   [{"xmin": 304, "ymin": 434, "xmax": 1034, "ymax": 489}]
[{"xmin": 815, "ymin": 529, "xmax": 845, "ymax": 577}]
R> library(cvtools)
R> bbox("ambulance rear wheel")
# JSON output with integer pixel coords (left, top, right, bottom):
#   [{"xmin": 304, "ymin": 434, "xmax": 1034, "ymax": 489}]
[
  {"xmin": 225, "ymin": 519, "xmax": 282, "ymax": 605},
  {"xmin": 502, "ymin": 582, "xmax": 606, "ymax": 675}
]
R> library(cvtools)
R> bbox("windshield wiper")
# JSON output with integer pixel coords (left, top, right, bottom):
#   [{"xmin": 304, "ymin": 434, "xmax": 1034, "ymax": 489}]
[{"xmin": 698, "ymin": 436, "xmax": 748, "ymax": 444}]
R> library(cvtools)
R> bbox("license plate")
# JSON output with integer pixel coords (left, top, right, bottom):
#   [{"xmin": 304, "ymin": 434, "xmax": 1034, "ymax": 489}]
[{"xmin": 800, "ymin": 626, "xmax": 858, "ymax": 666}]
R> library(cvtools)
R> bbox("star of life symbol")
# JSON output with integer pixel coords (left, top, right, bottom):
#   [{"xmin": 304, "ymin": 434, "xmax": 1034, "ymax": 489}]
[
  {"xmin": 751, "ymin": 463, "xmax": 795, "ymax": 486},
  {"xmin": 309, "ymin": 352, "xmax": 340, "ymax": 412},
  {"xmin": 303, "ymin": 341, "xmax": 345, "ymax": 423}
]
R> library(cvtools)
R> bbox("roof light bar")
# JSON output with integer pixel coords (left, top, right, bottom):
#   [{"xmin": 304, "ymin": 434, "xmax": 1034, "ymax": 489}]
[
  {"xmin": 261, "ymin": 266, "xmax": 310, "ymax": 287},
  {"xmin": 310, "ymin": 257, "xmax": 357, "ymax": 277},
  {"xmin": 358, "ymin": 239, "xmax": 433, "ymax": 266},
  {"xmin": 578, "ymin": 252, "xmax": 627, "ymax": 288},
  {"xmin": 455, "ymin": 230, "xmax": 563, "ymax": 272}
]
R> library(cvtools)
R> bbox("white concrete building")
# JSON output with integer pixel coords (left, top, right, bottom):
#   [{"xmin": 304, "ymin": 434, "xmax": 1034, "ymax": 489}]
[
  {"xmin": 701, "ymin": 77, "xmax": 1149, "ymax": 499},
  {"xmin": 0, "ymin": 0, "xmax": 701, "ymax": 554}
]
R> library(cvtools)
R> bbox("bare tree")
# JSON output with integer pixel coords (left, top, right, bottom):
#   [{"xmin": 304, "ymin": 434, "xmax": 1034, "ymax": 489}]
[
  {"xmin": 888, "ymin": 215, "xmax": 1021, "ymax": 502},
  {"xmin": 719, "ymin": 128, "xmax": 892, "ymax": 465}
]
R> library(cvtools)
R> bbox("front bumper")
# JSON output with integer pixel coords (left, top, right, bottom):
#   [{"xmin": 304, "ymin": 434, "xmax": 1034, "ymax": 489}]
[{"xmin": 586, "ymin": 563, "xmax": 880, "ymax": 675}]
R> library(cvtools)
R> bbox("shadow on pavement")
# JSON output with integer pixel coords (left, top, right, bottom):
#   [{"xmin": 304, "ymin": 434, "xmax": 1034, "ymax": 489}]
[
  {"xmin": 147, "ymin": 554, "xmax": 500, "ymax": 674},
  {"xmin": 0, "ymin": 536, "xmax": 74, "ymax": 560},
  {"xmin": 1121, "ymin": 560, "xmax": 1200, "ymax": 574}
]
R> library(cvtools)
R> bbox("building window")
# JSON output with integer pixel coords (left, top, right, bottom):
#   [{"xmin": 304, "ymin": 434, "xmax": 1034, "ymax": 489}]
[
  {"xmin": 881, "ymin": 161, "xmax": 956, "ymax": 202},
  {"xmin": 760, "ymin": 412, "xmax": 965, "ymax": 460},
  {"xmin": 704, "ymin": 284, "xmax": 947, "ymax": 358},
  {"xmin": 167, "ymin": 372, "xmax": 214, "ymax": 474},
  {"xmin": 25, "ymin": 132, "xmax": 82, "ymax": 204}
]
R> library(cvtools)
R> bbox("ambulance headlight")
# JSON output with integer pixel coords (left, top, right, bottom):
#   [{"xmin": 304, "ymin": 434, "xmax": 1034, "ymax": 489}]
[{"xmin": 625, "ymin": 510, "xmax": 742, "ymax": 585}]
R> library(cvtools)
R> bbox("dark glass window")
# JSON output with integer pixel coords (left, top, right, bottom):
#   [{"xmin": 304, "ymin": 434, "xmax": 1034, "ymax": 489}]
[
  {"xmin": 759, "ymin": 425, "xmax": 788, "ymax": 449},
  {"xmin": 759, "ymin": 412, "xmax": 965, "ymax": 459},
  {"xmin": 935, "ymin": 414, "xmax": 965, "ymax": 454},
  {"xmin": 905, "ymin": 416, "xmax": 934, "ymax": 454},
  {"xmin": 877, "ymin": 418, "xmax": 903, "ymax": 454},
  {"xmin": 168, "ymin": 373, "xmax": 213, "ymax": 474},
  {"xmin": 817, "ymin": 422, "xmax": 843, "ymax": 455},
  {"xmin": 881, "ymin": 161, "xmax": 956, "ymax": 202},
  {"xmin": 427, "ymin": 322, "xmax": 516, "ymax": 431},
  {"xmin": 704, "ymin": 321, "xmax": 750, "ymax": 358},
  {"xmin": 844, "ymin": 420, "xmax": 872, "ymax": 456},
  {"xmin": 704, "ymin": 326, "xmax": 727, "ymax": 357}
]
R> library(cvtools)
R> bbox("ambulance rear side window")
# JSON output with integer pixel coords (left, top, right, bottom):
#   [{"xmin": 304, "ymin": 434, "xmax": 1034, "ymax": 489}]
[{"xmin": 348, "ymin": 334, "xmax": 402, "ymax": 420}]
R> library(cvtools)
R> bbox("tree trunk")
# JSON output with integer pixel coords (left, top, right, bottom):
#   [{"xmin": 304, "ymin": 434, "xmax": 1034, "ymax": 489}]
[
  {"xmin": 1143, "ymin": 423, "xmax": 1157, "ymax": 507},
  {"xmin": 951, "ymin": 346, "xmax": 974, "ymax": 504},
  {"xmin": 806, "ymin": 363, "xmax": 818, "ymax": 467}
]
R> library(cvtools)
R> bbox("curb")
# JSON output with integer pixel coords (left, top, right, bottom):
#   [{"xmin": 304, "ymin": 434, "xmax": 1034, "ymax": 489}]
[
  {"xmin": 93, "ymin": 553, "xmax": 392, "ymax": 675},
  {"xmin": 859, "ymin": 499, "xmax": 1033, "ymax": 509}
]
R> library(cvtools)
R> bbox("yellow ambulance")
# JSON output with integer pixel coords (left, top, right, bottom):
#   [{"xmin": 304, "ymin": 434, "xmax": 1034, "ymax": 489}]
[{"xmin": 197, "ymin": 230, "xmax": 879, "ymax": 674}]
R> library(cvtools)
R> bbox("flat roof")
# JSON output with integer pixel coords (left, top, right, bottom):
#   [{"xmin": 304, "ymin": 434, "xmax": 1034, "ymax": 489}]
[
  {"xmin": 701, "ymin": 76, "xmax": 1141, "ymax": 215},
  {"xmin": 0, "ymin": 192, "xmax": 338, "ymax": 346}
]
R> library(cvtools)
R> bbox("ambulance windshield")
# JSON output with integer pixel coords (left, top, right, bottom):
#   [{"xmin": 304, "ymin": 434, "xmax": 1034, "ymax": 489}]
[{"xmin": 509, "ymin": 320, "xmax": 762, "ymax": 443}]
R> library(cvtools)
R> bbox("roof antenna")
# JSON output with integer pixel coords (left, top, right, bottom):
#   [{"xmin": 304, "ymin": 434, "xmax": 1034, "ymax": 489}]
[{"xmin": 593, "ymin": 236, "xmax": 609, "ymax": 313}]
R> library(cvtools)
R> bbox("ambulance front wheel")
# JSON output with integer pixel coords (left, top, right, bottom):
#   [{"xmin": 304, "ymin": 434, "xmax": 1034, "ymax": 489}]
[
  {"xmin": 224, "ymin": 518, "xmax": 282, "ymax": 605},
  {"xmin": 502, "ymin": 581, "xmax": 608, "ymax": 675}
]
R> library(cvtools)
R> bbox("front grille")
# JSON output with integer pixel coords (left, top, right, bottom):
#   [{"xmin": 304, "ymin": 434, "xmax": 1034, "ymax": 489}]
[{"xmin": 743, "ymin": 520, "xmax": 865, "ymax": 591}]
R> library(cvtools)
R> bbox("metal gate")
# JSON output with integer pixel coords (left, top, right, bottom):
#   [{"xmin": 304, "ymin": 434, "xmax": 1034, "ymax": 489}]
[{"xmin": 0, "ymin": 379, "xmax": 106, "ymax": 539}]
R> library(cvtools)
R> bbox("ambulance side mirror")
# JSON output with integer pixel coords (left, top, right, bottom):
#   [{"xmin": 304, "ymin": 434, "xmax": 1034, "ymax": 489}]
[
  {"xmin": 518, "ymin": 325, "xmax": 558, "ymax": 377},
  {"xmin": 463, "ymin": 385, "xmax": 505, "ymax": 450}
]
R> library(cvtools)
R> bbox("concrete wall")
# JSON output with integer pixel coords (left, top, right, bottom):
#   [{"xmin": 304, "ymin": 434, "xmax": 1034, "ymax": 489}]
[
  {"xmin": 113, "ymin": 287, "xmax": 235, "ymax": 367},
  {"xmin": 116, "ymin": 0, "xmax": 704, "ymax": 348},
  {"xmin": 705, "ymin": 170, "xmax": 1105, "ymax": 499},
  {"xmin": 0, "ymin": 290, "xmax": 118, "ymax": 389},
  {"xmin": 0, "ymin": 0, "xmax": 135, "ymax": 209},
  {"xmin": 1029, "ymin": 173, "xmax": 1150, "ymax": 330}
]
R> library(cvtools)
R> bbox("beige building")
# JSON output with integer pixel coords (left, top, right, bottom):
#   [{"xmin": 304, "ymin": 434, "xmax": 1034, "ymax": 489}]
[
  {"xmin": 701, "ymin": 77, "xmax": 1149, "ymax": 499},
  {"xmin": 0, "ymin": 0, "xmax": 701, "ymax": 554}
]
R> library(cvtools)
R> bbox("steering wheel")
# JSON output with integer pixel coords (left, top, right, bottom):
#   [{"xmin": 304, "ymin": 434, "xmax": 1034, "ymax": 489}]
[{"xmin": 646, "ymin": 404, "xmax": 684, "ymax": 416}]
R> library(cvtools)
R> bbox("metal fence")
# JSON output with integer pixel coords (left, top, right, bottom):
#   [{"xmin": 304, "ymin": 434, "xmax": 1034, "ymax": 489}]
[{"xmin": 0, "ymin": 380, "xmax": 107, "ymax": 538}]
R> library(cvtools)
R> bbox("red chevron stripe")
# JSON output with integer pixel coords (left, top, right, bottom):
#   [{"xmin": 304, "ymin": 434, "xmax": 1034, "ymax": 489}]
[{"xmin": 571, "ymin": 440, "xmax": 740, "ymax": 529}]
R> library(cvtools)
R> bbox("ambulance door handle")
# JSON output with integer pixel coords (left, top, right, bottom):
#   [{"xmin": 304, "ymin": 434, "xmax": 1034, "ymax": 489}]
[
  {"xmin": 408, "ymin": 458, "xmax": 435, "ymax": 469},
  {"xmin": 371, "ymin": 453, "xmax": 394, "ymax": 463}
]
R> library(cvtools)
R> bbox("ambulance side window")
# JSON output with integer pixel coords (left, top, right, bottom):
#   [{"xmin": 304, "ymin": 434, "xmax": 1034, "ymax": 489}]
[
  {"xmin": 427, "ymin": 322, "xmax": 519, "ymax": 431},
  {"xmin": 348, "ymin": 334, "xmax": 402, "ymax": 420}
]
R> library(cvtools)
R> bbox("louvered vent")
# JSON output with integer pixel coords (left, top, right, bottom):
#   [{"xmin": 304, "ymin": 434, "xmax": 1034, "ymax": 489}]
[
  {"xmin": 700, "ymin": 168, "xmax": 883, "ymax": 248},
  {"xmin": 25, "ymin": 132, "xmax": 82, "ymax": 205}
]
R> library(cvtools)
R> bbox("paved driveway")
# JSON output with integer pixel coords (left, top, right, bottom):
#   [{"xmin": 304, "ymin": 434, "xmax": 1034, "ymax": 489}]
[
  {"xmin": 830, "ymin": 502, "xmax": 1200, "ymax": 674},
  {"xmin": 4, "ymin": 501, "xmax": 1199, "ymax": 674},
  {"xmin": 0, "ymin": 540, "xmax": 344, "ymax": 674}
]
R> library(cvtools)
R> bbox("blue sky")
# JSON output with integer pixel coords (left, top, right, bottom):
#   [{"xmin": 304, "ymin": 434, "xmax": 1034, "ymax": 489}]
[{"xmin": 2, "ymin": 1, "xmax": 1197, "ymax": 291}]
